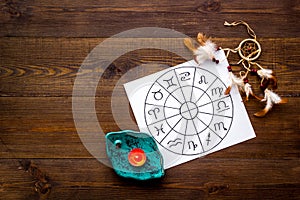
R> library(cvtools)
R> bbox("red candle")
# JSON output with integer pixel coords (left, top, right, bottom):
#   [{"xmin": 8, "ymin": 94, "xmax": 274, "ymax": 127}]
[{"xmin": 128, "ymin": 148, "xmax": 147, "ymax": 167}]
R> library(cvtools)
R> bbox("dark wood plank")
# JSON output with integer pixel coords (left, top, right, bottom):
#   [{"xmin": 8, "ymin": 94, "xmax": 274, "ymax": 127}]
[
  {"xmin": 0, "ymin": 37, "xmax": 299, "ymax": 97},
  {"xmin": 0, "ymin": 0, "xmax": 299, "ymax": 37},
  {"xmin": 0, "ymin": 158, "xmax": 299, "ymax": 199}
]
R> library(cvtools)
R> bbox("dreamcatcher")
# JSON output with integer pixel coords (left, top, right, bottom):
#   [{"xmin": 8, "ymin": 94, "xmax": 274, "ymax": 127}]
[{"xmin": 184, "ymin": 21, "xmax": 287, "ymax": 117}]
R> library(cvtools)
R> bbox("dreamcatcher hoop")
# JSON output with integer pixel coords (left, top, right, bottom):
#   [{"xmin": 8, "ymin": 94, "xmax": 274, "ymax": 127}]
[{"xmin": 238, "ymin": 38, "xmax": 261, "ymax": 61}]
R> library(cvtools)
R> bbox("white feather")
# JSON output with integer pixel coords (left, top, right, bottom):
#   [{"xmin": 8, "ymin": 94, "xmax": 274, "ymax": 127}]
[
  {"xmin": 244, "ymin": 83, "xmax": 253, "ymax": 98},
  {"xmin": 194, "ymin": 40, "xmax": 216, "ymax": 64},
  {"xmin": 255, "ymin": 88, "xmax": 285, "ymax": 117},
  {"xmin": 229, "ymin": 72, "xmax": 244, "ymax": 87},
  {"xmin": 225, "ymin": 72, "xmax": 244, "ymax": 95},
  {"xmin": 265, "ymin": 96, "xmax": 273, "ymax": 111},
  {"xmin": 261, "ymin": 89, "xmax": 282, "ymax": 111},
  {"xmin": 257, "ymin": 69, "xmax": 273, "ymax": 79},
  {"xmin": 265, "ymin": 89, "xmax": 282, "ymax": 104},
  {"xmin": 204, "ymin": 40, "xmax": 217, "ymax": 54}
]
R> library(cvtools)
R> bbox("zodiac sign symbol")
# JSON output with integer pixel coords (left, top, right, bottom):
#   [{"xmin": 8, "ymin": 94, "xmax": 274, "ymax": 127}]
[
  {"xmin": 179, "ymin": 72, "xmax": 191, "ymax": 81},
  {"xmin": 214, "ymin": 122, "xmax": 227, "ymax": 131},
  {"xmin": 154, "ymin": 124, "xmax": 165, "ymax": 136},
  {"xmin": 188, "ymin": 141, "xmax": 198, "ymax": 151},
  {"xmin": 167, "ymin": 138, "xmax": 182, "ymax": 148},
  {"xmin": 211, "ymin": 87, "xmax": 223, "ymax": 97},
  {"xmin": 198, "ymin": 75, "xmax": 208, "ymax": 84},
  {"xmin": 148, "ymin": 107, "xmax": 160, "ymax": 119},
  {"xmin": 163, "ymin": 76, "xmax": 177, "ymax": 89},
  {"xmin": 216, "ymin": 101, "xmax": 230, "ymax": 113},
  {"xmin": 206, "ymin": 132, "xmax": 211, "ymax": 145},
  {"xmin": 152, "ymin": 89, "xmax": 163, "ymax": 101}
]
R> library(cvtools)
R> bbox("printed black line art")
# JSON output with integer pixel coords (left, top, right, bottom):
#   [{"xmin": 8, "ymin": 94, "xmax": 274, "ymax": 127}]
[
  {"xmin": 148, "ymin": 107, "xmax": 160, "ymax": 119},
  {"xmin": 163, "ymin": 76, "xmax": 177, "ymax": 89},
  {"xmin": 214, "ymin": 122, "xmax": 227, "ymax": 131},
  {"xmin": 197, "ymin": 95, "xmax": 228, "ymax": 109},
  {"xmin": 194, "ymin": 77, "xmax": 218, "ymax": 105},
  {"xmin": 199, "ymin": 75, "xmax": 208, "ymax": 84},
  {"xmin": 156, "ymin": 81, "xmax": 183, "ymax": 104},
  {"xmin": 179, "ymin": 71, "xmax": 191, "ymax": 81},
  {"xmin": 146, "ymin": 102, "xmax": 179, "ymax": 110},
  {"xmin": 216, "ymin": 100, "xmax": 230, "ymax": 113},
  {"xmin": 188, "ymin": 141, "xmax": 198, "ymax": 151},
  {"xmin": 154, "ymin": 124, "xmax": 166, "ymax": 136},
  {"xmin": 190, "ymin": 68, "xmax": 197, "ymax": 102},
  {"xmin": 152, "ymin": 89, "xmax": 163, "ymax": 101},
  {"xmin": 167, "ymin": 138, "xmax": 182, "ymax": 148},
  {"xmin": 145, "ymin": 66, "xmax": 234, "ymax": 156},
  {"xmin": 206, "ymin": 132, "xmax": 211, "ymax": 145},
  {"xmin": 179, "ymin": 101, "xmax": 198, "ymax": 120},
  {"xmin": 211, "ymin": 87, "xmax": 223, "ymax": 97},
  {"xmin": 148, "ymin": 110, "xmax": 181, "ymax": 126}
]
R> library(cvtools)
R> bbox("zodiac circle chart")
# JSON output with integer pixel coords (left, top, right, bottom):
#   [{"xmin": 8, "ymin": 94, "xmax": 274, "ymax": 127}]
[
  {"xmin": 144, "ymin": 66, "xmax": 233, "ymax": 156},
  {"xmin": 124, "ymin": 54, "xmax": 256, "ymax": 168}
]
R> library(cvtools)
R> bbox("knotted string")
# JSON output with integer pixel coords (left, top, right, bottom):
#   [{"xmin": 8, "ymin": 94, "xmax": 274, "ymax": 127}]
[
  {"xmin": 223, "ymin": 20, "xmax": 261, "ymax": 64},
  {"xmin": 224, "ymin": 20, "xmax": 257, "ymax": 40}
]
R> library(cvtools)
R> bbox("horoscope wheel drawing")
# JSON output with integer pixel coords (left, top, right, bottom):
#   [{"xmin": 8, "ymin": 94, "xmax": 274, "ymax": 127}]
[{"xmin": 144, "ymin": 66, "xmax": 233, "ymax": 155}]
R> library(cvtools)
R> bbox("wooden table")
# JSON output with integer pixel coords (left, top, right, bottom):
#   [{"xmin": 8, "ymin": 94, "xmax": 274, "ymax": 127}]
[{"xmin": 0, "ymin": 0, "xmax": 299, "ymax": 199}]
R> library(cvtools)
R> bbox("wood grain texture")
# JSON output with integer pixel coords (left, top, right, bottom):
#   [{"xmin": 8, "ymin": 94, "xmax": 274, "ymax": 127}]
[
  {"xmin": 0, "ymin": 37, "xmax": 299, "ymax": 97},
  {"xmin": 0, "ymin": 0, "xmax": 299, "ymax": 199},
  {"xmin": 0, "ymin": 0, "xmax": 299, "ymax": 37},
  {"xmin": 0, "ymin": 158, "xmax": 299, "ymax": 200}
]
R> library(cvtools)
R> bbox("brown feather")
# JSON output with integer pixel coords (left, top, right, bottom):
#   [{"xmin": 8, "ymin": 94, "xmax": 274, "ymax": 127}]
[
  {"xmin": 224, "ymin": 86, "xmax": 231, "ymax": 95},
  {"xmin": 197, "ymin": 33, "xmax": 209, "ymax": 46},
  {"xmin": 184, "ymin": 38, "xmax": 197, "ymax": 52},
  {"xmin": 254, "ymin": 108, "xmax": 269, "ymax": 117},
  {"xmin": 252, "ymin": 94, "xmax": 263, "ymax": 101},
  {"xmin": 193, "ymin": 55, "xmax": 199, "ymax": 64},
  {"xmin": 279, "ymin": 98, "xmax": 288, "ymax": 104},
  {"xmin": 245, "ymin": 96, "xmax": 249, "ymax": 102}
]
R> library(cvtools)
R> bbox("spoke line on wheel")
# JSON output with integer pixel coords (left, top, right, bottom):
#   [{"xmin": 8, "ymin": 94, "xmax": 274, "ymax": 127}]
[
  {"xmin": 197, "ymin": 95, "xmax": 229, "ymax": 108},
  {"xmin": 148, "ymin": 112, "xmax": 182, "ymax": 126},
  {"xmin": 146, "ymin": 102, "xmax": 180, "ymax": 110},
  {"xmin": 156, "ymin": 80, "xmax": 183, "ymax": 105},
  {"xmin": 190, "ymin": 117, "xmax": 205, "ymax": 152},
  {"xmin": 196, "ymin": 116, "xmax": 223, "ymax": 140},
  {"xmin": 160, "ymin": 117, "xmax": 183, "ymax": 144},
  {"xmin": 181, "ymin": 118, "xmax": 189, "ymax": 154},
  {"xmin": 198, "ymin": 111, "xmax": 233, "ymax": 119},
  {"xmin": 190, "ymin": 68, "xmax": 197, "ymax": 101}
]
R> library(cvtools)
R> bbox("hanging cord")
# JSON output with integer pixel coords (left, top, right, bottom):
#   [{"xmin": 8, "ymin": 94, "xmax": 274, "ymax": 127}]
[
  {"xmin": 224, "ymin": 20, "xmax": 262, "ymax": 72},
  {"xmin": 241, "ymin": 61, "xmax": 251, "ymax": 72},
  {"xmin": 239, "ymin": 70, "xmax": 249, "ymax": 79},
  {"xmin": 224, "ymin": 20, "xmax": 257, "ymax": 40}
]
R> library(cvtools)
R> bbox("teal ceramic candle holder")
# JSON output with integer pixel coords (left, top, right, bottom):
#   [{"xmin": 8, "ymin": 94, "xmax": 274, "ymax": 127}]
[{"xmin": 105, "ymin": 130, "xmax": 164, "ymax": 180}]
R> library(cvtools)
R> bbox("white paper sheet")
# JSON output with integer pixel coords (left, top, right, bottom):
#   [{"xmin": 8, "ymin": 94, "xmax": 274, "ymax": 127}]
[{"xmin": 124, "ymin": 50, "xmax": 256, "ymax": 169}]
